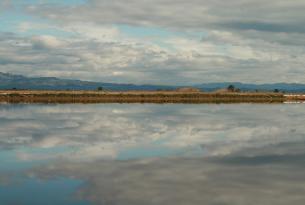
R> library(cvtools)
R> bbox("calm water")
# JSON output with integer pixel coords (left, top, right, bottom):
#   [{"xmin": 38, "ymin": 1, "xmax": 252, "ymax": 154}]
[{"xmin": 0, "ymin": 104, "xmax": 305, "ymax": 205}]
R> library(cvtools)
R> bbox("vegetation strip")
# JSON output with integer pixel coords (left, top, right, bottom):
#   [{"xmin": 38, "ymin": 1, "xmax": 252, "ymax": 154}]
[{"xmin": 0, "ymin": 91, "xmax": 286, "ymax": 104}]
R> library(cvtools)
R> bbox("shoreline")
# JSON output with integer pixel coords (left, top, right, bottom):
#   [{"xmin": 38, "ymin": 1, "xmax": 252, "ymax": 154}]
[{"xmin": 0, "ymin": 90, "xmax": 291, "ymax": 104}]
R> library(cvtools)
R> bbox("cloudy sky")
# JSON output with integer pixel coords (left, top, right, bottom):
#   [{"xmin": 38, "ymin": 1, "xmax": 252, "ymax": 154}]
[{"xmin": 1, "ymin": 0, "xmax": 305, "ymax": 85}]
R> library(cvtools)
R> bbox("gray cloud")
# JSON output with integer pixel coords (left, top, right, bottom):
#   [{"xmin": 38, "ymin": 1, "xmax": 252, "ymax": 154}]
[
  {"xmin": 1, "ymin": 104, "xmax": 305, "ymax": 160},
  {"xmin": 218, "ymin": 21, "xmax": 305, "ymax": 33},
  {"xmin": 28, "ymin": 154, "xmax": 305, "ymax": 205},
  {"xmin": 0, "ymin": 0, "xmax": 11, "ymax": 11},
  {"xmin": 1, "ymin": 31, "xmax": 305, "ymax": 84},
  {"xmin": 26, "ymin": 0, "xmax": 305, "ymax": 33},
  {"xmin": 1, "ymin": 1, "xmax": 305, "ymax": 83},
  {"xmin": 1, "ymin": 104, "xmax": 305, "ymax": 204}
]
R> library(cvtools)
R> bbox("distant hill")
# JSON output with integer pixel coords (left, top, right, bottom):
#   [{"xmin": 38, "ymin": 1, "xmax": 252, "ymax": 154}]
[
  {"xmin": 1, "ymin": 72, "xmax": 305, "ymax": 93},
  {"xmin": 195, "ymin": 82, "xmax": 305, "ymax": 93},
  {"xmin": 0, "ymin": 72, "xmax": 176, "ymax": 91}
]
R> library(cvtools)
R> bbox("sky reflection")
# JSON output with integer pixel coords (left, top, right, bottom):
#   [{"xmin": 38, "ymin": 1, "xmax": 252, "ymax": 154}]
[{"xmin": 0, "ymin": 104, "xmax": 305, "ymax": 204}]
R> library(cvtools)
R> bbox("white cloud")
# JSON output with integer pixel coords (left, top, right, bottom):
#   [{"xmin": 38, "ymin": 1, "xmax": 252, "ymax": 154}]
[
  {"xmin": 64, "ymin": 23, "xmax": 120, "ymax": 41},
  {"xmin": 0, "ymin": 103, "xmax": 304, "ymax": 205},
  {"xmin": 26, "ymin": 0, "xmax": 305, "ymax": 34},
  {"xmin": 31, "ymin": 35, "xmax": 65, "ymax": 49},
  {"xmin": 1, "ymin": 0, "xmax": 305, "ymax": 83},
  {"xmin": 1, "ymin": 104, "xmax": 305, "ymax": 160}
]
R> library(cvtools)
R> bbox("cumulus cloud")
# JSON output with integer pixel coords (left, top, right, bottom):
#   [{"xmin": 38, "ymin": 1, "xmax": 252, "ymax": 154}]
[
  {"xmin": 1, "ymin": 104, "xmax": 305, "ymax": 160},
  {"xmin": 1, "ymin": 0, "xmax": 305, "ymax": 83},
  {"xmin": 1, "ymin": 104, "xmax": 305, "ymax": 204},
  {"xmin": 1, "ymin": 30, "xmax": 305, "ymax": 83},
  {"xmin": 25, "ymin": 0, "xmax": 305, "ymax": 33},
  {"xmin": 31, "ymin": 35, "xmax": 65, "ymax": 50},
  {"xmin": 28, "ymin": 155, "xmax": 305, "ymax": 205}
]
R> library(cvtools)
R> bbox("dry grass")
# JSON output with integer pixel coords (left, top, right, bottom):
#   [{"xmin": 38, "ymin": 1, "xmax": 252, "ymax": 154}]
[{"xmin": 0, "ymin": 90, "xmax": 285, "ymax": 104}]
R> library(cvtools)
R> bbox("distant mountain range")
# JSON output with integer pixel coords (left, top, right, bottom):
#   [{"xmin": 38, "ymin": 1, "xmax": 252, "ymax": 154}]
[
  {"xmin": 0, "ymin": 72, "xmax": 175, "ymax": 91},
  {"xmin": 1, "ymin": 72, "xmax": 305, "ymax": 93},
  {"xmin": 194, "ymin": 82, "xmax": 305, "ymax": 93}
]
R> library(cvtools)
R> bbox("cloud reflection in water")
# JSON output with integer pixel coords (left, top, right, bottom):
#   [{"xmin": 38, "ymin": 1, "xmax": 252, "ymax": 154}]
[{"xmin": 0, "ymin": 104, "xmax": 305, "ymax": 204}]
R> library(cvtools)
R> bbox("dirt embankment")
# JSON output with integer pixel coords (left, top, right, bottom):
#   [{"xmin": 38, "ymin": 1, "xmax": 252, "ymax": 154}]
[
  {"xmin": 0, "ymin": 90, "xmax": 285, "ymax": 104},
  {"xmin": 284, "ymin": 94, "xmax": 305, "ymax": 102}
]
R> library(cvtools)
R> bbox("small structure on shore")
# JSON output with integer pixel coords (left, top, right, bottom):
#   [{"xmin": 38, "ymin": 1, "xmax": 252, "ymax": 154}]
[
  {"xmin": 176, "ymin": 87, "xmax": 201, "ymax": 92},
  {"xmin": 215, "ymin": 88, "xmax": 229, "ymax": 93},
  {"xmin": 215, "ymin": 85, "xmax": 240, "ymax": 93}
]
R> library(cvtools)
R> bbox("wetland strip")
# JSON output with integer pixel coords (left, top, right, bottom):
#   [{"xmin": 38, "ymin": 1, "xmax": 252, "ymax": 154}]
[{"xmin": 0, "ymin": 90, "xmax": 286, "ymax": 104}]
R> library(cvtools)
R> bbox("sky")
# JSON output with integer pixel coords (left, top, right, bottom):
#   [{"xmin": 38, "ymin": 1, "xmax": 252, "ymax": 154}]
[{"xmin": 0, "ymin": 0, "xmax": 305, "ymax": 85}]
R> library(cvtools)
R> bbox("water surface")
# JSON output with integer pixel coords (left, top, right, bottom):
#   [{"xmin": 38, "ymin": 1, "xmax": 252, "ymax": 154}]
[{"xmin": 0, "ymin": 104, "xmax": 305, "ymax": 205}]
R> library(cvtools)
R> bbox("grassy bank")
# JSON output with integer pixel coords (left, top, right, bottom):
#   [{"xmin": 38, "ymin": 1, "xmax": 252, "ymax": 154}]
[{"xmin": 0, "ymin": 90, "xmax": 285, "ymax": 104}]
